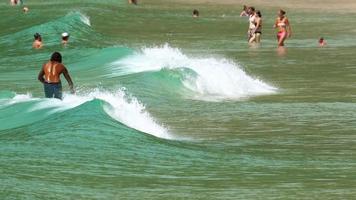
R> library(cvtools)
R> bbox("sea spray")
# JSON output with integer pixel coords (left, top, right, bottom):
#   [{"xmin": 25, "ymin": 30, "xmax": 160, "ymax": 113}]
[{"xmin": 112, "ymin": 44, "xmax": 277, "ymax": 101}]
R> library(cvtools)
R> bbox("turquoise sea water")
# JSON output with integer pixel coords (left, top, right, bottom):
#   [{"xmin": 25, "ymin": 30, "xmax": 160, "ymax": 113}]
[{"xmin": 1, "ymin": 1, "xmax": 356, "ymax": 199}]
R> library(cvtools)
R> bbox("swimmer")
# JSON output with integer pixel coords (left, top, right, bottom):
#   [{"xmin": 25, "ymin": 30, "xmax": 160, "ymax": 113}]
[
  {"xmin": 247, "ymin": 7, "xmax": 256, "ymax": 42},
  {"xmin": 240, "ymin": 5, "xmax": 248, "ymax": 17},
  {"xmin": 319, "ymin": 37, "xmax": 326, "ymax": 47},
  {"xmin": 32, "ymin": 33, "xmax": 43, "ymax": 49},
  {"xmin": 128, "ymin": 0, "xmax": 137, "ymax": 5},
  {"xmin": 61, "ymin": 32, "xmax": 69, "ymax": 46},
  {"xmin": 10, "ymin": 0, "xmax": 17, "ymax": 5},
  {"xmin": 274, "ymin": 9, "xmax": 292, "ymax": 47},
  {"xmin": 23, "ymin": 6, "xmax": 29, "ymax": 13},
  {"xmin": 193, "ymin": 9, "xmax": 199, "ymax": 18},
  {"xmin": 249, "ymin": 10, "xmax": 262, "ymax": 44},
  {"xmin": 38, "ymin": 52, "xmax": 74, "ymax": 99}
]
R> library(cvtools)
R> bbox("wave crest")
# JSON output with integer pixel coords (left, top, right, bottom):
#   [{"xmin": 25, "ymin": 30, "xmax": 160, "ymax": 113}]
[
  {"xmin": 0, "ymin": 89, "xmax": 172, "ymax": 140},
  {"xmin": 112, "ymin": 44, "xmax": 277, "ymax": 101}
]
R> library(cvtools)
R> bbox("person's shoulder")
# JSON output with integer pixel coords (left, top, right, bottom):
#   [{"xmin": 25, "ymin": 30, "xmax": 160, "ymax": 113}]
[
  {"xmin": 56, "ymin": 62, "xmax": 65, "ymax": 68},
  {"xmin": 59, "ymin": 63, "xmax": 67, "ymax": 70},
  {"xmin": 43, "ymin": 61, "xmax": 50, "ymax": 67}
]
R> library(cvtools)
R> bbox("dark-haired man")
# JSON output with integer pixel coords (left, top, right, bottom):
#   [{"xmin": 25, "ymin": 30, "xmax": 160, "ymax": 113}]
[
  {"xmin": 33, "ymin": 33, "xmax": 43, "ymax": 49},
  {"xmin": 38, "ymin": 52, "xmax": 74, "ymax": 99}
]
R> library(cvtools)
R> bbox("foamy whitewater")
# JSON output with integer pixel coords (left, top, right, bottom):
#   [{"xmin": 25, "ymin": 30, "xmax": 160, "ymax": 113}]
[
  {"xmin": 2, "ymin": 90, "xmax": 172, "ymax": 139},
  {"xmin": 111, "ymin": 44, "xmax": 277, "ymax": 101}
]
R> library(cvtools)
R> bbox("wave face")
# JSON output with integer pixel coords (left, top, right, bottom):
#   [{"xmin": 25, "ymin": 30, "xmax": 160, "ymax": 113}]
[
  {"xmin": 0, "ymin": 90, "xmax": 172, "ymax": 139},
  {"xmin": 0, "ymin": 11, "xmax": 95, "ymax": 50},
  {"xmin": 112, "ymin": 44, "xmax": 277, "ymax": 101}
]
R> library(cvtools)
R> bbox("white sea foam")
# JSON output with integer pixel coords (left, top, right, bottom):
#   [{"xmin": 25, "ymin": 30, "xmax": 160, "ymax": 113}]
[
  {"xmin": 79, "ymin": 13, "xmax": 91, "ymax": 26},
  {"xmin": 0, "ymin": 93, "xmax": 37, "ymax": 107},
  {"xmin": 65, "ymin": 11, "xmax": 91, "ymax": 26},
  {"xmin": 112, "ymin": 44, "xmax": 277, "ymax": 101},
  {"xmin": 4, "ymin": 90, "xmax": 171, "ymax": 140}
]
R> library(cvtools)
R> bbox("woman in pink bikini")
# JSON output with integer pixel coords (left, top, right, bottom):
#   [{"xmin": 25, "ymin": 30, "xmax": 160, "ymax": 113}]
[{"xmin": 274, "ymin": 9, "xmax": 292, "ymax": 47}]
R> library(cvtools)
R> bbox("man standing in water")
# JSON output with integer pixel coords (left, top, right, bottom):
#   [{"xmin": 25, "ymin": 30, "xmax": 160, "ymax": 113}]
[{"xmin": 38, "ymin": 52, "xmax": 74, "ymax": 99}]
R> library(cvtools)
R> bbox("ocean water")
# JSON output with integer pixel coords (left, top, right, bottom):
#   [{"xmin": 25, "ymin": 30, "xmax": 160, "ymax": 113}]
[{"xmin": 1, "ymin": 1, "xmax": 356, "ymax": 199}]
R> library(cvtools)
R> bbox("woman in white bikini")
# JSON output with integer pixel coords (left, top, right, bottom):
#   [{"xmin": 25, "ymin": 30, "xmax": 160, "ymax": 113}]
[{"xmin": 249, "ymin": 10, "xmax": 262, "ymax": 44}]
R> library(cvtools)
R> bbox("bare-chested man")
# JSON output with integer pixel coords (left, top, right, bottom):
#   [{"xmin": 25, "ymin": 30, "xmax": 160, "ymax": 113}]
[{"xmin": 38, "ymin": 52, "xmax": 74, "ymax": 99}]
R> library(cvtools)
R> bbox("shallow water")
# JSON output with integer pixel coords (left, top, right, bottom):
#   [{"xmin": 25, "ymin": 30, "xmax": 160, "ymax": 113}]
[{"xmin": 1, "ymin": 1, "xmax": 356, "ymax": 199}]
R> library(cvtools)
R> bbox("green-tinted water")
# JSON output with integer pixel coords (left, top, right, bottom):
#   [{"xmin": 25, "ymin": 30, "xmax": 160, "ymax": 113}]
[{"xmin": 1, "ymin": 0, "xmax": 356, "ymax": 199}]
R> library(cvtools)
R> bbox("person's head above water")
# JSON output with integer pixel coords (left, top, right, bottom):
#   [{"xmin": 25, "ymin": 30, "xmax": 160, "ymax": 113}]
[
  {"xmin": 193, "ymin": 9, "xmax": 199, "ymax": 17},
  {"xmin": 23, "ymin": 6, "xmax": 29, "ymax": 13},
  {"xmin": 61, "ymin": 32, "xmax": 69, "ymax": 41},
  {"xmin": 34, "ymin": 33, "xmax": 42, "ymax": 41},
  {"xmin": 50, "ymin": 52, "xmax": 62, "ymax": 63},
  {"xmin": 243, "ymin": 5, "xmax": 247, "ymax": 11},
  {"xmin": 248, "ymin": 7, "xmax": 255, "ymax": 15},
  {"xmin": 256, "ymin": 10, "xmax": 262, "ymax": 17},
  {"xmin": 319, "ymin": 37, "xmax": 326, "ymax": 46}
]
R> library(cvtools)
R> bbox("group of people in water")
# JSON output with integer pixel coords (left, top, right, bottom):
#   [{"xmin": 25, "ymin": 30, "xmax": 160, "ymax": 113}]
[
  {"xmin": 241, "ymin": 5, "xmax": 292, "ymax": 47},
  {"xmin": 33, "ymin": 33, "xmax": 73, "ymax": 99},
  {"xmin": 241, "ymin": 5, "xmax": 326, "ymax": 47},
  {"xmin": 32, "ymin": 32, "xmax": 70, "ymax": 49},
  {"xmin": 16, "ymin": 1, "xmax": 327, "ymax": 100}
]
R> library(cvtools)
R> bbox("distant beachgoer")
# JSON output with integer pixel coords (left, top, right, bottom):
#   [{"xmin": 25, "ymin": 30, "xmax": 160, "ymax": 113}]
[
  {"xmin": 38, "ymin": 52, "xmax": 74, "ymax": 99},
  {"xmin": 10, "ymin": 0, "xmax": 17, "ymax": 5},
  {"xmin": 274, "ymin": 9, "xmax": 292, "ymax": 47},
  {"xmin": 319, "ymin": 37, "xmax": 326, "ymax": 47},
  {"xmin": 247, "ymin": 7, "xmax": 256, "ymax": 42},
  {"xmin": 33, "ymin": 33, "xmax": 43, "ymax": 49},
  {"xmin": 249, "ymin": 10, "xmax": 262, "ymax": 44},
  {"xmin": 23, "ymin": 6, "xmax": 29, "ymax": 13},
  {"xmin": 61, "ymin": 32, "xmax": 70, "ymax": 46},
  {"xmin": 240, "ymin": 5, "xmax": 248, "ymax": 17},
  {"xmin": 128, "ymin": 0, "xmax": 137, "ymax": 5},
  {"xmin": 193, "ymin": 9, "xmax": 199, "ymax": 18}
]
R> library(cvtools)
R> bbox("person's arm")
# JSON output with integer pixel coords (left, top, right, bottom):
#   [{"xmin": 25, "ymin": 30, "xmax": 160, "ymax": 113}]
[
  {"xmin": 273, "ymin": 19, "xmax": 278, "ymax": 28},
  {"xmin": 63, "ymin": 67, "xmax": 75, "ymax": 94},
  {"xmin": 254, "ymin": 18, "xmax": 261, "ymax": 33},
  {"xmin": 286, "ymin": 18, "xmax": 292, "ymax": 37},
  {"xmin": 38, "ymin": 65, "xmax": 45, "ymax": 83}
]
